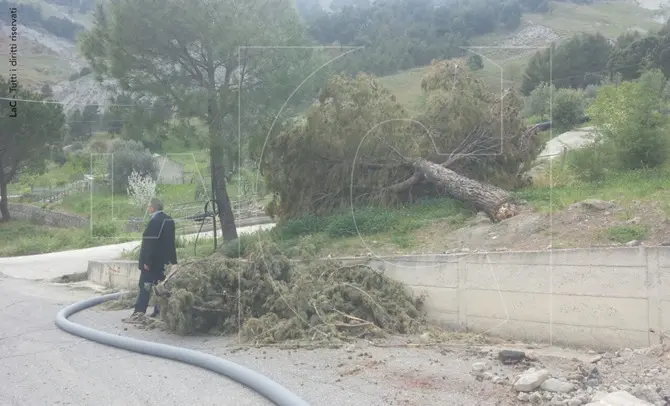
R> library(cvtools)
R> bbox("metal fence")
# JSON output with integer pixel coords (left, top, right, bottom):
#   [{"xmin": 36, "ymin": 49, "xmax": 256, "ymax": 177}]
[{"xmin": 29, "ymin": 179, "xmax": 91, "ymax": 204}]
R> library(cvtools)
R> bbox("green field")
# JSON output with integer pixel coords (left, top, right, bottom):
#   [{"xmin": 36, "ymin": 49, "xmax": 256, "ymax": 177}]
[{"xmin": 523, "ymin": 1, "xmax": 661, "ymax": 38}]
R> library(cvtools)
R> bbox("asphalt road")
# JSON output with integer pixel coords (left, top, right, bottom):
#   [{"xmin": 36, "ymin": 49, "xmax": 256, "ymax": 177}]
[
  {"xmin": 0, "ymin": 218, "xmax": 514, "ymax": 406},
  {"xmin": 0, "ymin": 274, "xmax": 514, "ymax": 406},
  {"xmin": 0, "ymin": 222, "xmax": 275, "ymax": 280},
  {"xmin": 0, "ymin": 275, "xmax": 268, "ymax": 406}
]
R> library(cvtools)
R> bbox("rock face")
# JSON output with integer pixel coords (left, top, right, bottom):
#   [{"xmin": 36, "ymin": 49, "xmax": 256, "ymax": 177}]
[
  {"xmin": 585, "ymin": 390, "xmax": 654, "ymax": 405},
  {"xmin": 513, "ymin": 368, "xmax": 550, "ymax": 392}
]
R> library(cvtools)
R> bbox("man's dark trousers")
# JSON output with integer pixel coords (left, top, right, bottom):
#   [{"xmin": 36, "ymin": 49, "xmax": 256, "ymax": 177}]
[
  {"xmin": 133, "ymin": 211, "xmax": 177, "ymax": 314},
  {"xmin": 134, "ymin": 268, "xmax": 166, "ymax": 314}
]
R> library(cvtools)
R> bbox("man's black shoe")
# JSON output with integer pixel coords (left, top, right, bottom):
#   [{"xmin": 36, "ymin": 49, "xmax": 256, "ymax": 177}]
[
  {"xmin": 123, "ymin": 312, "xmax": 146, "ymax": 324},
  {"xmin": 149, "ymin": 304, "xmax": 160, "ymax": 318}
]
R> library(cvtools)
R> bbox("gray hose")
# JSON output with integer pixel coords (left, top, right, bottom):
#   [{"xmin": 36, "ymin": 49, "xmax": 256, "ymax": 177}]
[{"xmin": 55, "ymin": 291, "xmax": 310, "ymax": 406}]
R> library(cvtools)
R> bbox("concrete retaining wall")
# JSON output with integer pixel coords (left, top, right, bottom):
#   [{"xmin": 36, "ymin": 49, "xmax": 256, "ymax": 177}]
[
  {"xmin": 88, "ymin": 260, "xmax": 139, "ymax": 290},
  {"xmin": 90, "ymin": 246, "xmax": 670, "ymax": 350},
  {"xmin": 8, "ymin": 203, "xmax": 89, "ymax": 228}
]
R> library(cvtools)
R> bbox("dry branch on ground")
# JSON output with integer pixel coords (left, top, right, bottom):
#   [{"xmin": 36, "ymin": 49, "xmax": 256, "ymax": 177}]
[{"xmin": 150, "ymin": 242, "xmax": 426, "ymax": 344}]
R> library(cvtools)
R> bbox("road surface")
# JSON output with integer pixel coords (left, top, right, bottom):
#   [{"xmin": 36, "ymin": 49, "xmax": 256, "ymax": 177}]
[
  {"xmin": 0, "ymin": 223, "xmax": 513, "ymax": 406},
  {"xmin": 0, "ymin": 222, "xmax": 275, "ymax": 281},
  {"xmin": 0, "ymin": 275, "xmax": 514, "ymax": 405}
]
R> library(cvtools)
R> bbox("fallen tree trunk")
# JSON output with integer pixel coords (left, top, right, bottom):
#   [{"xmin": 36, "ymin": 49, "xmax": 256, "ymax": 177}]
[{"xmin": 413, "ymin": 158, "xmax": 519, "ymax": 222}]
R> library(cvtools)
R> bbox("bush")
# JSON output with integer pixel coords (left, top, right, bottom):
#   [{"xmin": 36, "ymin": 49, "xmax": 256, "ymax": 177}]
[
  {"xmin": 588, "ymin": 69, "xmax": 669, "ymax": 171},
  {"xmin": 524, "ymin": 83, "xmax": 586, "ymax": 132},
  {"xmin": 92, "ymin": 221, "xmax": 118, "ymax": 237},
  {"xmin": 467, "ymin": 54, "xmax": 483, "ymax": 71},
  {"xmin": 194, "ymin": 182, "xmax": 208, "ymax": 201},
  {"xmin": 552, "ymin": 88, "xmax": 585, "ymax": 132},
  {"xmin": 127, "ymin": 170, "xmax": 157, "ymax": 208},
  {"xmin": 108, "ymin": 140, "xmax": 157, "ymax": 194},
  {"xmin": 565, "ymin": 141, "xmax": 611, "ymax": 182},
  {"xmin": 219, "ymin": 234, "xmax": 255, "ymax": 258},
  {"xmin": 524, "ymin": 82, "xmax": 553, "ymax": 120}
]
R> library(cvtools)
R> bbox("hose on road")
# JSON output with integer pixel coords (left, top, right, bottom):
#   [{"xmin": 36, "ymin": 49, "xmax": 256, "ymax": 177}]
[{"xmin": 55, "ymin": 291, "xmax": 310, "ymax": 406}]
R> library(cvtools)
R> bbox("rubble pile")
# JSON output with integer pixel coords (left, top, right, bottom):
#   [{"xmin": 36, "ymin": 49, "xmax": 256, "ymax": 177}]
[{"xmin": 469, "ymin": 345, "xmax": 670, "ymax": 406}]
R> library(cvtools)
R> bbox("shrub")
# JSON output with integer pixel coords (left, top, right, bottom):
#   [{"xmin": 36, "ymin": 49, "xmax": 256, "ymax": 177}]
[
  {"xmin": 127, "ymin": 170, "xmax": 157, "ymax": 208},
  {"xmin": 552, "ymin": 88, "xmax": 585, "ymax": 132},
  {"xmin": 588, "ymin": 69, "xmax": 669, "ymax": 171},
  {"xmin": 194, "ymin": 182, "xmax": 209, "ymax": 201},
  {"xmin": 219, "ymin": 234, "xmax": 255, "ymax": 258},
  {"xmin": 524, "ymin": 82, "xmax": 553, "ymax": 120},
  {"xmin": 92, "ymin": 221, "xmax": 118, "ymax": 237},
  {"xmin": 565, "ymin": 142, "xmax": 610, "ymax": 182},
  {"xmin": 108, "ymin": 140, "xmax": 157, "ymax": 194},
  {"xmin": 467, "ymin": 54, "xmax": 483, "ymax": 71}
]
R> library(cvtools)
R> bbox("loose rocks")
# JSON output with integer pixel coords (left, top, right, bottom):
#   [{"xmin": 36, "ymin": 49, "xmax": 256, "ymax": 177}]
[
  {"xmin": 585, "ymin": 390, "xmax": 654, "ymax": 405},
  {"xmin": 540, "ymin": 378, "xmax": 576, "ymax": 393},
  {"xmin": 514, "ymin": 368, "xmax": 550, "ymax": 392}
]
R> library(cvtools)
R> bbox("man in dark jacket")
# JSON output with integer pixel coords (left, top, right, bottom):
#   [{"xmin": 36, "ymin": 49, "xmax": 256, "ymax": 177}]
[{"xmin": 129, "ymin": 197, "xmax": 177, "ymax": 320}]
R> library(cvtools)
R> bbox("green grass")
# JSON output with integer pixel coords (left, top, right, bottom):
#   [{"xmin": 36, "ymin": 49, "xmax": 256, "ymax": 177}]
[
  {"xmin": 0, "ymin": 50, "xmax": 74, "ymax": 87},
  {"xmin": 74, "ymin": 164, "xmax": 670, "ymax": 259},
  {"xmin": 523, "ymin": 1, "xmax": 661, "ymax": 38},
  {"xmin": 120, "ymin": 233, "xmax": 219, "ymax": 261},
  {"xmin": 53, "ymin": 182, "xmax": 230, "ymax": 222},
  {"xmin": 515, "ymin": 167, "xmax": 670, "ymax": 212},
  {"xmin": 605, "ymin": 224, "xmax": 649, "ymax": 243},
  {"xmin": 378, "ymin": 55, "xmax": 530, "ymax": 113},
  {"xmin": 0, "ymin": 220, "xmax": 137, "ymax": 257}
]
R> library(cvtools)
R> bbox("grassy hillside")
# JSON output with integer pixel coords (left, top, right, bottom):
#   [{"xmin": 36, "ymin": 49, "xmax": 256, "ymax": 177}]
[{"xmin": 379, "ymin": 0, "xmax": 667, "ymax": 112}]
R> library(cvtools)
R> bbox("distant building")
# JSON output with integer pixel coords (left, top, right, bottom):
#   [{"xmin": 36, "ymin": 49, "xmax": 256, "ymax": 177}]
[{"xmin": 153, "ymin": 154, "xmax": 185, "ymax": 184}]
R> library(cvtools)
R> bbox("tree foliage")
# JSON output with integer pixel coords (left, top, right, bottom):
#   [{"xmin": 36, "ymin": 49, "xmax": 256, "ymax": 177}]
[
  {"xmin": 304, "ymin": 0, "xmax": 528, "ymax": 76},
  {"xmin": 261, "ymin": 60, "xmax": 541, "ymax": 219},
  {"xmin": 108, "ymin": 140, "xmax": 157, "ymax": 193},
  {"xmin": 0, "ymin": 76, "xmax": 65, "ymax": 220},
  {"xmin": 551, "ymin": 87, "xmax": 586, "ymax": 132},
  {"xmin": 587, "ymin": 70, "xmax": 669, "ymax": 170},
  {"xmin": 80, "ymin": 0, "xmax": 322, "ymax": 240},
  {"xmin": 521, "ymin": 33, "xmax": 612, "ymax": 95},
  {"xmin": 467, "ymin": 54, "xmax": 484, "ymax": 71},
  {"xmin": 607, "ymin": 28, "xmax": 670, "ymax": 81}
]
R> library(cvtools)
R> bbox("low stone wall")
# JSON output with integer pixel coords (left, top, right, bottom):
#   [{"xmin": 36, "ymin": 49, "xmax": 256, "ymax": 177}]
[
  {"xmin": 88, "ymin": 246, "xmax": 670, "ymax": 350},
  {"xmin": 8, "ymin": 203, "xmax": 89, "ymax": 228}
]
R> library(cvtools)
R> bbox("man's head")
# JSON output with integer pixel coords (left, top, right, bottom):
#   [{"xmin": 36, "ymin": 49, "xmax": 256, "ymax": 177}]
[{"xmin": 148, "ymin": 197, "xmax": 164, "ymax": 214}]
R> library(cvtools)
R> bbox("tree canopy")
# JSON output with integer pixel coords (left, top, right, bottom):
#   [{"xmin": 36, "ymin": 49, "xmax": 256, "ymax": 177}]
[
  {"xmin": 0, "ymin": 76, "xmax": 65, "ymax": 220},
  {"xmin": 521, "ymin": 33, "xmax": 613, "ymax": 95},
  {"xmin": 80, "ymin": 0, "xmax": 327, "ymax": 240},
  {"xmin": 303, "ymin": 0, "xmax": 526, "ymax": 76}
]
